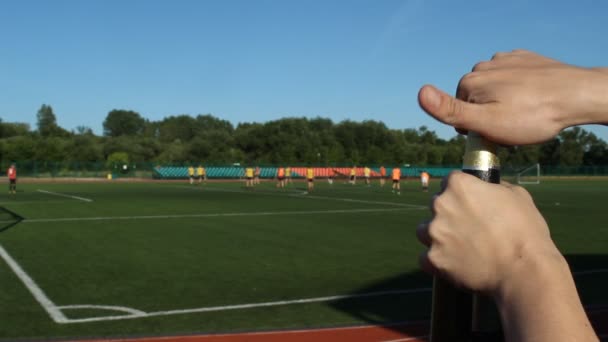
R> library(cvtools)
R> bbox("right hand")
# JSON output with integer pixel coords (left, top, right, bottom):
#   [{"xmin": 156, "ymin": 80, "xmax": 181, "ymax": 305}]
[
  {"xmin": 417, "ymin": 171, "xmax": 563, "ymax": 295},
  {"xmin": 418, "ymin": 49, "xmax": 608, "ymax": 145}
]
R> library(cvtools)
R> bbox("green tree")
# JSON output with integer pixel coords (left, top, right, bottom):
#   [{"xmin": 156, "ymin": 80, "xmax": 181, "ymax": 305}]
[
  {"xmin": 37, "ymin": 104, "xmax": 60, "ymax": 137},
  {"xmin": 558, "ymin": 127, "xmax": 585, "ymax": 166},
  {"xmin": 0, "ymin": 122, "xmax": 31, "ymax": 138},
  {"xmin": 106, "ymin": 151, "xmax": 129, "ymax": 168},
  {"xmin": 103, "ymin": 110, "xmax": 145, "ymax": 137}
]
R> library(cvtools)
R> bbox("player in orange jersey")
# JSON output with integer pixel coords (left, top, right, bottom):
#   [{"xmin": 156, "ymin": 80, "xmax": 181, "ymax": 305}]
[
  {"xmin": 391, "ymin": 167, "xmax": 401, "ymax": 195},
  {"xmin": 276, "ymin": 166, "xmax": 286, "ymax": 188},
  {"xmin": 379, "ymin": 166, "xmax": 386, "ymax": 187},
  {"xmin": 420, "ymin": 171, "xmax": 430, "ymax": 192}
]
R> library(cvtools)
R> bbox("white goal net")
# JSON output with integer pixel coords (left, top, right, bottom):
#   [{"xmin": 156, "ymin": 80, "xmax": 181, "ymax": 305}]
[{"xmin": 516, "ymin": 163, "xmax": 541, "ymax": 185}]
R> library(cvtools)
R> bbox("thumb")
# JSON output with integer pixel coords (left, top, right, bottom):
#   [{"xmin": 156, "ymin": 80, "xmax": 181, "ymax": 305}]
[{"xmin": 418, "ymin": 85, "xmax": 483, "ymax": 130}]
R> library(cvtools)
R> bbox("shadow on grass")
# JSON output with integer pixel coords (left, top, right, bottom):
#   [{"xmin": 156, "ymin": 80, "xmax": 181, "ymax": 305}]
[{"xmin": 328, "ymin": 254, "xmax": 608, "ymax": 340}]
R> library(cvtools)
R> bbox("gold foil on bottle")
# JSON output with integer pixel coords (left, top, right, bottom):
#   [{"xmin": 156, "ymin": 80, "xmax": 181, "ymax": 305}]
[{"xmin": 462, "ymin": 132, "xmax": 500, "ymax": 171}]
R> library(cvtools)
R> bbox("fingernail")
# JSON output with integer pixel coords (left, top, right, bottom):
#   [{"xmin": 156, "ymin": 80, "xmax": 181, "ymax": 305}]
[{"xmin": 423, "ymin": 86, "xmax": 441, "ymax": 110}]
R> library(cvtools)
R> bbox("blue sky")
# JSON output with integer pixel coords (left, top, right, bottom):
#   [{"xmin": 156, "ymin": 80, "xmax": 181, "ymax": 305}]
[{"xmin": 1, "ymin": 0, "xmax": 608, "ymax": 141}]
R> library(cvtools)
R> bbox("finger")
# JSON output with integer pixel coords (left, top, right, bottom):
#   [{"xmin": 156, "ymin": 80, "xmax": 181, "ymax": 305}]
[
  {"xmin": 430, "ymin": 193, "xmax": 440, "ymax": 215},
  {"xmin": 471, "ymin": 60, "xmax": 492, "ymax": 72},
  {"xmin": 416, "ymin": 221, "xmax": 432, "ymax": 247},
  {"xmin": 499, "ymin": 180, "xmax": 514, "ymax": 187},
  {"xmin": 418, "ymin": 85, "xmax": 484, "ymax": 131},
  {"xmin": 455, "ymin": 127, "xmax": 468, "ymax": 135},
  {"xmin": 440, "ymin": 170, "xmax": 462, "ymax": 191},
  {"xmin": 419, "ymin": 249, "xmax": 438, "ymax": 275}
]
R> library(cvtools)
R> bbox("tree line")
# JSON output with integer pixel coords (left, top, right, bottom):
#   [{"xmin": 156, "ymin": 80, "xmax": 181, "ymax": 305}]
[{"xmin": 1, "ymin": 104, "xmax": 607, "ymax": 167}]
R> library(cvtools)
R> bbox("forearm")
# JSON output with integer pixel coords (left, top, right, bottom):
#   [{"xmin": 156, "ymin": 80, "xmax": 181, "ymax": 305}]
[
  {"xmin": 562, "ymin": 67, "xmax": 608, "ymax": 127},
  {"xmin": 494, "ymin": 249, "xmax": 598, "ymax": 342}
]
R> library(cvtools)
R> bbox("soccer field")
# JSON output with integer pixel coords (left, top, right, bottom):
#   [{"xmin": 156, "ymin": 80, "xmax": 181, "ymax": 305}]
[{"xmin": 0, "ymin": 179, "xmax": 607, "ymax": 340}]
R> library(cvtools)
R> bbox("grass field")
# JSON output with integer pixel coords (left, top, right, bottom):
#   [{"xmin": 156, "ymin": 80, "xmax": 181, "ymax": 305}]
[{"xmin": 0, "ymin": 178, "xmax": 607, "ymax": 341}]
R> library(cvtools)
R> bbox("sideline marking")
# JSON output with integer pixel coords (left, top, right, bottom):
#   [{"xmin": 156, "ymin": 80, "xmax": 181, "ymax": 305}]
[
  {"xmin": 37, "ymin": 189, "xmax": 93, "ymax": 203},
  {"xmin": 0, "ymin": 243, "xmax": 67, "ymax": 323},
  {"xmin": 21, "ymin": 208, "xmax": 407, "ymax": 224}
]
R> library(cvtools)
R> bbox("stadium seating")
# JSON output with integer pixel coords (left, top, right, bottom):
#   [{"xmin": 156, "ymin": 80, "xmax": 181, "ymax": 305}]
[{"xmin": 153, "ymin": 166, "xmax": 459, "ymax": 179}]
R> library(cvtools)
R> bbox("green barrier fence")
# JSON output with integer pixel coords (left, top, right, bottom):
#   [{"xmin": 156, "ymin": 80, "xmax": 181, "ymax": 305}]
[{"xmin": 3, "ymin": 161, "xmax": 608, "ymax": 179}]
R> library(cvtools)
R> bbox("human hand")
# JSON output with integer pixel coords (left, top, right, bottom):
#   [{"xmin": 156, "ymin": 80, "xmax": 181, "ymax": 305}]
[
  {"xmin": 417, "ymin": 171, "xmax": 562, "ymax": 296},
  {"xmin": 418, "ymin": 49, "xmax": 608, "ymax": 145}
]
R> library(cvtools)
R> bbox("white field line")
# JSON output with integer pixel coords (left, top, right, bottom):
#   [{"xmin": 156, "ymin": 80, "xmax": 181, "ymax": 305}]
[
  {"xmin": 180, "ymin": 185, "xmax": 425, "ymax": 209},
  {"xmin": 3, "ymin": 230, "xmax": 607, "ymax": 325},
  {"xmin": 52, "ymin": 287, "xmax": 434, "ymax": 324},
  {"xmin": 0, "ymin": 243, "xmax": 67, "ymax": 323},
  {"xmin": 20, "ymin": 208, "xmax": 407, "ymax": 224},
  {"xmin": 0, "ymin": 200, "xmax": 73, "ymax": 205},
  {"xmin": 36, "ymin": 189, "xmax": 93, "ymax": 203},
  {"xmin": 290, "ymin": 193, "xmax": 425, "ymax": 208},
  {"xmin": 49, "ymin": 267, "xmax": 608, "ymax": 323}
]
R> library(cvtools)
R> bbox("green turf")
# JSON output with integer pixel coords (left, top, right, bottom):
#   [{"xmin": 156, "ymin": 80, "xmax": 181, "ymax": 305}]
[{"xmin": 0, "ymin": 178, "xmax": 606, "ymax": 340}]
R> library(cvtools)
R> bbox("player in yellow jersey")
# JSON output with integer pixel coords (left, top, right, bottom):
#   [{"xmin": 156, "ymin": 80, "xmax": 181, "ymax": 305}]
[
  {"xmin": 188, "ymin": 165, "xmax": 195, "ymax": 185},
  {"xmin": 306, "ymin": 167, "xmax": 314, "ymax": 193},
  {"xmin": 391, "ymin": 167, "xmax": 401, "ymax": 195},
  {"xmin": 245, "ymin": 167, "xmax": 254, "ymax": 188},
  {"xmin": 364, "ymin": 166, "xmax": 371, "ymax": 186},
  {"xmin": 349, "ymin": 166, "xmax": 357, "ymax": 185},
  {"xmin": 197, "ymin": 165, "xmax": 206, "ymax": 184},
  {"xmin": 285, "ymin": 166, "xmax": 292, "ymax": 184},
  {"xmin": 379, "ymin": 166, "xmax": 386, "ymax": 187}
]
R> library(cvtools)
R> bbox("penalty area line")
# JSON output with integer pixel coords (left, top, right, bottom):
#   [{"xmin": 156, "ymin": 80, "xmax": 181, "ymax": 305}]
[
  {"xmin": 0, "ymin": 243, "xmax": 67, "ymax": 323},
  {"xmin": 37, "ymin": 189, "xmax": 93, "ymax": 203},
  {"xmin": 56, "ymin": 287, "xmax": 433, "ymax": 324}
]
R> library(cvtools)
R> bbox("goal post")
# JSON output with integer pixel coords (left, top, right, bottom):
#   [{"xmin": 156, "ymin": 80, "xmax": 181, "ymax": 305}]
[{"xmin": 517, "ymin": 163, "xmax": 541, "ymax": 185}]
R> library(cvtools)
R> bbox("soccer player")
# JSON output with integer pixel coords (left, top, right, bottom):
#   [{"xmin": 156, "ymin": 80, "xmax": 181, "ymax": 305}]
[
  {"xmin": 327, "ymin": 168, "xmax": 334, "ymax": 185},
  {"xmin": 188, "ymin": 165, "xmax": 195, "ymax": 185},
  {"xmin": 379, "ymin": 165, "xmax": 386, "ymax": 187},
  {"xmin": 420, "ymin": 170, "xmax": 430, "ymax": 192},
  {"xmin": 245, "ymin": 166, "xmax": 254, "ymax": 188},
  {"xmin": 285, "ymin": 166, "xmax": 292, "ymax": 184},
  {"xmin": 254, "ymin": 166, "xmax": 261, "ymax": 185},
  {"xmin": 349, "ymin": 166, "xmax": 357, "ymax": 185},
  {"xmin": 197, "ymin": 165, "xmax": 206, "ymax": 184},
  {"xmin": 7, "ymin": 164, "xmax": 17, "ymax": 194},
  {"xmin": 276, "ymin": 166, "xmax": 285, "ymax": 188},
  {"xmin": 306, "ymin": 166, "xmax": 314, "ymax": 193},
  {"xmin": 363, "ymin": 166, "xmax": 371, "ymax": 186},
  {"xmin": 391, "ymin": 166, "xmax": 401, "ymax": 195}
]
